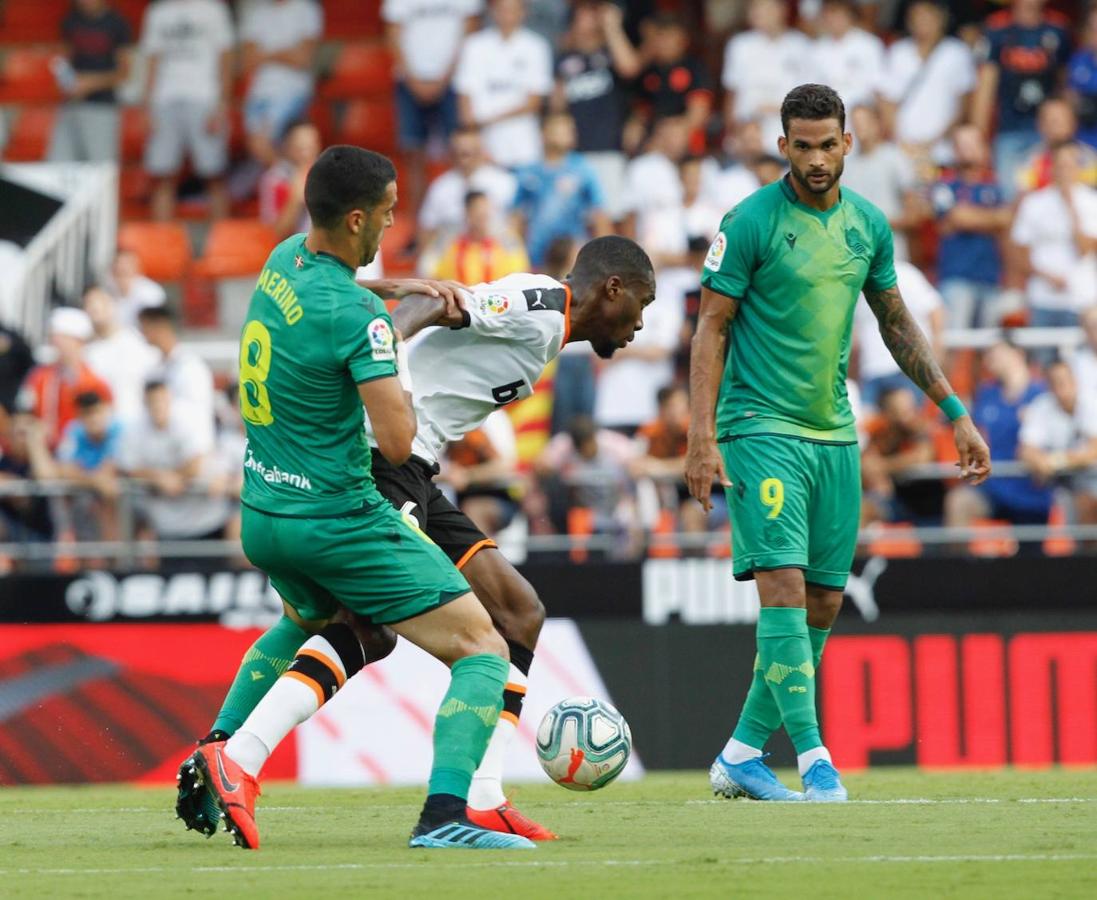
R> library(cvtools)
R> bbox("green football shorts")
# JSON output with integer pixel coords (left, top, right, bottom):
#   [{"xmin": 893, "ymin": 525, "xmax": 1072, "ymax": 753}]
[
  {"xmin": 720, "ymin": 434, "xmax": 860, "ymax": 591},
  {"xmin": 241, "ymin": 501, "xmax": 470, "ymax": 625}
]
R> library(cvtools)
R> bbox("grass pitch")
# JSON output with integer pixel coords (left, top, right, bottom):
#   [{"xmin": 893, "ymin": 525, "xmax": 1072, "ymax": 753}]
[{"xmin": 3, "ymin": 769, "xmax": 1097, "ymax": 899}]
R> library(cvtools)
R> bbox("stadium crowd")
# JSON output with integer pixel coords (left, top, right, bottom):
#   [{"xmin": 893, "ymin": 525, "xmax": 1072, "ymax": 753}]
[{"xmin": 1, "ymin": 0, "xmax": 1097, "ymax": 565}]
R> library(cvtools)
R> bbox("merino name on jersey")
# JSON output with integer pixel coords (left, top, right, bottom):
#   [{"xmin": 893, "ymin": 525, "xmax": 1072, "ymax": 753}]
[{"xmin": 363, "ymin": 273, "xmax": 572, "ymax": 465}]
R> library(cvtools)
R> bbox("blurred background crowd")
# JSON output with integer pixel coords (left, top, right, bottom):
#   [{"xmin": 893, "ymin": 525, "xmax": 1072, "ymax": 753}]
[{"xmin": 0, "ymin": 0, "xmax": 1096, "ymax": 567}]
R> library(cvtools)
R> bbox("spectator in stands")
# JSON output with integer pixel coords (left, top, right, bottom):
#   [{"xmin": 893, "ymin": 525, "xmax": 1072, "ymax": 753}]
[
  {"xmin": 1072, "ymin": 305, "xmax": 1097, "ymax": 422},
  {"xmin": 512, "ymin": 112, "xmax": 611, "ymax": 267},
  {"xmin": 1010, "ymin": 141, "xmax": 1097, "ymax": 331},
  {"xmin": 441, "ymin": 413, "xmax": 520, "ymax": 538},
  {"xmin": 119, "ymin": 380, "xmax": 230, "ymax": 541},
  {"xmin": 19, "ymin": 308, "xmax": 111, "ymax": 451},
  {"xmin": 1068, "ymin": 6, "xmax": 1097, "ymax": 150},
  {"xmin": 623, "ymin": 115, "xmax": 691, "ymax": 266},
  {"xmin": 707, "ymin": 119, "xmax": 763, "ymax": 211},
  {"xmin": 932, "ymin": 125, "xmax": 1012, "ymax": 328},
  {"xmin": 425, "ymin": 191, "xmax": 529, "ymax": 283},
  {"xmin": 104, "ymin": 249, "xmax": 167, "ymax": 329},
  {"xmin": 55, "ymin": 391, "xmax": 123, "ymax": 542},
  {"xmin": 681, "ymin": 155, "xmax": 727, "ymax": 243},
  {"xmin": 881, "ymin": 0, "xmax": 976, "ymax": 166},
  {"xmin": 239, "ymin": 0, "xmax": 322, "ymax": 171},
  {"xmin": 455, "ymin": 0, "xmax": 553, "ymax": 168},
  {"xmin": 48, "ymin": 0, "xmax": 134, "ymax": 162},
  {"xmin": 258, "ymin": 121, "xmax": 322, "ymax": 239},
  {"xmin": 844, "ymin": 103, "xmax": 923, "ymax": 262},
  {"xmin": 722, "ymin": 0, "xmax": 811, "ymax": 151},
  {"xmin": 1016, "ymin": 98, "xmax": 1097, "ymax": 193},
  {"xmin": 0, "ymin": 414, "xmax": 56, "ymax": 548},
  {"xmin": 137, "ymin": 307, "xmax": 215, "ymax": 450},
  {"xmin": 855, "ymin": 260, "xmax": 944, "ymax": 409},
  {"xmin": 861, "ymin": 385, "xmax": 945, "ymax": 526},
  {"xmin": 553, "ymin": 0, "xmax": 641, "ymax": 222},
  {"xmin": 383, "ymin": 0, "xmax": 481, "ymax": 212},
  {"xmin": 973, "ymin": 0, "xmax": 1074, "ymax": 200},
  {"xmin": 83, "ymin": 286, "xmax": 159, "ymax": 425},
  {"xmin": 945, "ymin": 340, "xmax": 1053, "ymax": 529},
  {"xmin": 1018, "ymin": 358, "xmax": 1097, "ymax": 525},
  {"xmin": 417, "ymin": 127, "xmax": 518, "ymax": 252},
  {"xmin": 807, "ymin": 0, "xmax": 885, "ymax": 113},
  {"xmin": 141, "ymin": 0, "xmax": 235, "ymax": 220},
  {"xmin": 628, "ymin": 12, "xmax": 713, "ymax": 154},
  {"xmin": 0, "ymin": 324, "xmax": 36, "ymax": 421},
  {"xmin": 547, "ymin": 237, "xmax": 597, "ymax": 434},
  {"xmin": 214, "ymin": 384, "xmax": 246, "ymax": 542}
]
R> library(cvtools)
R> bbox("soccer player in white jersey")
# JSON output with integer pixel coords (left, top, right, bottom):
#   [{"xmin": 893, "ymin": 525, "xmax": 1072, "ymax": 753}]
[{"xmin": 177, "ymin": 236, "xmax": 655, "ymax": 841}]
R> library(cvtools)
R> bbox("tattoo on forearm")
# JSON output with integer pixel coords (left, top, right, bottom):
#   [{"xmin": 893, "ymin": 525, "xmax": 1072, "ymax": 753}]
[{"xmin": 864, "ymin": 286, "xmax": 946, "ymax": 393}]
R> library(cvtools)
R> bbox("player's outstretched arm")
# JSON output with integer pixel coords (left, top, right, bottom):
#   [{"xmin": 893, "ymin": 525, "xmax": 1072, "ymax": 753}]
[
  {"xmin": 865, "ymin": 285, "xmax": 991, "ymax": 485},
  {"xmin": 685, "ymin": 287, "xmax": 737, "ymax": 511},
  {"xmin": 391, "ymin": 291, "xmax": 468, "ymax": 341}
]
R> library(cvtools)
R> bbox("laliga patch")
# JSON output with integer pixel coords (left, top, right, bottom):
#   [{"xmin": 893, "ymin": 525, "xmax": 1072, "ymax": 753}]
[
  {"xmin": 478, "ymin": 293, "xmax": 511, "ymax": 317},
  {"xmin": 704, "ymin": 232, "xmax": 727, "ymax": 272},
  {"xmin": 368, "ymin": 317, "xmax": 395, "ymax": 361}
]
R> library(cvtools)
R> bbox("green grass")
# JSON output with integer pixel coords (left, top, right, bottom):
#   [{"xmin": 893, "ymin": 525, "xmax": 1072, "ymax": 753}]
[{"xmin": 3, "ymin": 769, "xmax": 1097, "ymax": 899}]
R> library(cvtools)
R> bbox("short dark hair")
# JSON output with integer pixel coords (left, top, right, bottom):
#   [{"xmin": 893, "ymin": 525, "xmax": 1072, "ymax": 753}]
[
  {"xmin": 144, "ymin": 378, "xmax": 168, "ymax": 394},
  {"xmin": 781, "ymin": 83, "xmax": 846, "ymax": 135},
  {"xmin": 304, "ymin": 145, "xmax": 397, "ymax": 230},
  {"xmin": 571, "ymin": 236, "xmax": 654, "ymax": 291},
  {"xmin": 464, "ymin": 189, "xmax": 488, "ymax": 209},
  {"xmin": 75, "ymin": 391, "xmax": 104, "ymax": 412},
  {"xmin": 137, "ymin": 305, "xmax": 176, "ymax": 328},
  {"xmin": 656, "ymin": 385, "xmax": 685, "ymax": 408}
]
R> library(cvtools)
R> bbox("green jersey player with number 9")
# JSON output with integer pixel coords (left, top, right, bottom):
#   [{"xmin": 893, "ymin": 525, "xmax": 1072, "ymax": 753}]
[{"xmin": 685, "ymin": 85, "xmax": 991, "ymax": 803}]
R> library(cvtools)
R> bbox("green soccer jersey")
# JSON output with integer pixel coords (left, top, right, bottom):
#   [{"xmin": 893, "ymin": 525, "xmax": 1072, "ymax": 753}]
[
  {"xmin": 701, "ymin": 176, "xmax": 898, "ymax": 444},
  {"xmin": 239, "ymin": 235, "xmax": 397, "ymax": 517}
]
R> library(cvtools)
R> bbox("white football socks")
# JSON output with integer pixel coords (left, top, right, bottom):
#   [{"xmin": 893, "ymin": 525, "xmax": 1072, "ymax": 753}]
[
  {"xmin": 797, "ymin": 745, "xmax": 832, "ymax": 776},
  {"xmin": 721, "ymin": 737, "xmax": 763, "ymax": 765},
  {"xmin": 467, "ymin": 663, "xmax": 527, "ymax": 810}
]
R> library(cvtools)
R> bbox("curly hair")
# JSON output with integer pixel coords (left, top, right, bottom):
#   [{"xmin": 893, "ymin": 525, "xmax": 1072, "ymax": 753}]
[{"xmin": 780, "ymin": 84, "xmax": 846, "ymax": 136}]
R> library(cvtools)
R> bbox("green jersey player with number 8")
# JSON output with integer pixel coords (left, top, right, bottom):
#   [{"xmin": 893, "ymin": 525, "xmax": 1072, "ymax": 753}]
[{"xmin": 685, "ymin": 85, "xmax": 992, "ymax": 803}]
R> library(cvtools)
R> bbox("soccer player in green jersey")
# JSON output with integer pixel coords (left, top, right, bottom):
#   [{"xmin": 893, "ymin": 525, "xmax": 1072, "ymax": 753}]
[
  {"xmin": 181, "ymin": 145, "xmax": 534, "ymax": 850},
  {"xmin": 686, "ymin": 85, "xmax": 991, "ymax": 802}
]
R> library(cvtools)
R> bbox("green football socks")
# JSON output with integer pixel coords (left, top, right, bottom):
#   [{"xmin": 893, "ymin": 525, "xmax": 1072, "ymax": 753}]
[
  {"xmin": 733, "ymin": 608, "xmax": 823, "ymax": 754},
  {"xmin": 732, "ymin": 622, "xmax": 830, "ymax": 750},
  {"xmin": 211, "ymin": 615, "xmax": 310, "ymax": 736},
  {"xmin": 427, "ymin": 653, "xmax": 509, "ymax": 799}
]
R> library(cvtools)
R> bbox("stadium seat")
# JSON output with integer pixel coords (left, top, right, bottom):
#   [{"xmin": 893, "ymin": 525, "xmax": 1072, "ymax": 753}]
[
  {"xmin": 0, "ymin": 0, "xmax": 68, "ymax": 43},
  {"xmin": 2, "ymin": 106, "xmax": 56, "ymax": 162},
  {"xmin": 1042, "ymin": 503, "xmax": 1076, "ymax": 557},
  {"xmin": 192, "ymin": 220, "xmax": 278, "ymax": 279},
  {"xmin": 968, "ymin": 518, "xmax": 1019, "ymax": 558},
  {"xmin": 120, "ymin": 107, "xmax": 149, "ymax": 164},
  {"xmin": 320, "ymin": 43, "xmax": 395, "ymax": 99},
  {"xmin": 117, "ymin": 222, "xmax": 192, "ymax": 283},
  {"xmin": 567, "ymin": 507, "xmax": 594, "ymax": 564},
  {"xmin": 648, "ymin": 508, "xmax": 680, "ymax": 559},
  {"xmin": 0, "ymin": 48, "xmax": 64, "ymax": 103},
  {"xmin": 324, "ymin": 0, "xmax": 383, "ymax": 39},
  {"xmin": 337, "ymin": 98, "xmax": 397, "ymax": 156},
  {"xmin": 865, "ymin": 522, "xmax": 923, "ymax": 558}
]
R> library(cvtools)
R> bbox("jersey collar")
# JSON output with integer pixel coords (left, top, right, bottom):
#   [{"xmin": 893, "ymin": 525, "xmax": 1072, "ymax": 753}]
[
  {"xmin": 300, "ymin": 238, "xmax": 356, "ymax": 276},
  {"xmin": 780, "ymin": 174, "xmax": 843, "ymax": 222}
]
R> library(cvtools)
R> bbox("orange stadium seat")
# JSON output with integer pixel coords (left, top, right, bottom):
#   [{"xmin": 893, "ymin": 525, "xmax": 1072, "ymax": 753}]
[
  {"xmin": 0, "ymin": 0, "xmax": 68, "ymax": 43},
  {"xmin": 337, "ymin": 98, "xmax": 397, "ymax": 155},
  {"xmin": 320, "ymin": 43, "xmax": 395, "ymax": 99},
  {"xmin": 120, "ymin": 106, "xmax": 148, "ymax": 163},
  {"xmin": 865, "ymin": 522, "xmax": 923, "ymax": 559},
  {"xmin": 117, "ymin": 222, "xmax": 192, "ymax": 283},
  {"xmin": 968, "ymin": 519, "xmax": 1019, "ymax": 558},
  {"xmin": 1042, "ymin": 503, "xmax": 1076, "ymax": 557},
  {"xmin": 193, "ymin": 220, "xmax": 278, "ymax": 279},
  {"xmin": 0, "ymin": 48, "xmax": 64, "ymax": 103},
  {"xmin": 2, "ymin": 106, "xmax": 56, "ymax": 161},
  {"xmin": 324, "ymin": 0, "xmax": 383, "ymax": 39}
]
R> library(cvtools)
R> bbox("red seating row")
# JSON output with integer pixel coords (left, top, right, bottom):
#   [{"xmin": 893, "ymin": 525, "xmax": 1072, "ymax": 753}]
[{"xmin": 118, "ymin": 219, "xmax": 278, "ymax": 283}]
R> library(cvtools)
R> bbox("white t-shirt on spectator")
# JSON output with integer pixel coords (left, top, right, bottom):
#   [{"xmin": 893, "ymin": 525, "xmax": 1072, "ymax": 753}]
[
  {"xmin": 705, "ymin": 163, "xmax": 760, "ymax": 214},
  {"xmin": 594, "ymin": 267, "xmax": 686, "ymax": 428},
  {"xmin": 1011, "ymin": 184, "xmax": 1097, "ymax": 312},
  {"xmin": 382, "ymin": 0, "xmax": 482, "ymax": 82},
  {"xmin": 842, "ymin": 142, "xmax": 916, "ymax": 261},
  {"xmin": 882, "ymin": 37, "xmax": 975, "ymax": 153},
  {"xmin": 856, "ymin": 260, "xmax": 942, "ymax": 383},
  {"xmin": 240, "ymin": 0, "xmax": 322, "ymax": 101},
  {"xmin": 809, "ymin": 28, "xmax": 885, "ymax": 112},
  {"xmin": 1072, "ymin": 345, "xmax": 1097, "ymax": 423},
  {"xmin": 105, "ymin": 275, "xmax": 166, "ymax": 330},
  {"xmin": 1019, "ymin": 390, "xmax": 1097, "ymax": 493},
  {"xmin": 455, "ymin": 27, "xmax": 552, "ymax": 168},
  {"xmin": 141, "ymin": 0, "xmax": 235, "ymax": 106},
  {"xmin": 153, "ymin": 346, "xmax": 216, "ymax": 451},
  {"xmin": 418, "ymin": 164, "xmax": 518, "ymax": 234},
  {"xmin": 119, "ymin": 402, "xmax": 230, "ymax": 538},
  {"xmin": 85, "ymin": 329, "xmax": 160, "ymax": 424},
  {"xmin": 623, "ymin": 151, "xmax": 686, "ymax": 258},
  {"xmin": 722, "ymin": 29, "xmax": 812, "ymax": 149}
]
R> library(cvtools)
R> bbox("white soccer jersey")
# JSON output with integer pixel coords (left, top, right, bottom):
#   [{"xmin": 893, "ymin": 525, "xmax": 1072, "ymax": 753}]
[{"xmin": 365, "ymin": 273, "xmax": 570, "ymax": 465}]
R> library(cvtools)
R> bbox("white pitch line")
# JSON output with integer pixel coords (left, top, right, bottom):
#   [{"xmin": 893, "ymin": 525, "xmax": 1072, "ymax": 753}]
[
  {"xmin": 687, "ymin": 797, "xmax": 1097, "ymax": 806},
  {"xmin": 5, "ymin": 853, "xmax": 1097, "ymax": 878}
]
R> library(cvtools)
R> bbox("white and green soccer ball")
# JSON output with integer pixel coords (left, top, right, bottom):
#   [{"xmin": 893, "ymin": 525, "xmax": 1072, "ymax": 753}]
[{"xmin": 536, "ymin": 696, "xmax": 632, "ymax": 791}]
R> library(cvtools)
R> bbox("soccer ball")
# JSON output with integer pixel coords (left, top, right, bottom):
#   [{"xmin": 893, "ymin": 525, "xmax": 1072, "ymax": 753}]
[{"xmin": 536, "ymin": 696, "xmax": 632, "ymax": 791}]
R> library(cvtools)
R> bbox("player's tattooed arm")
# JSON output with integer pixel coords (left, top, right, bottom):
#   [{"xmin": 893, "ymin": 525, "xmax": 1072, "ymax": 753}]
[{"xmin": 864, "ymin": 285, "xmax": 949, "ymax": 400}]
